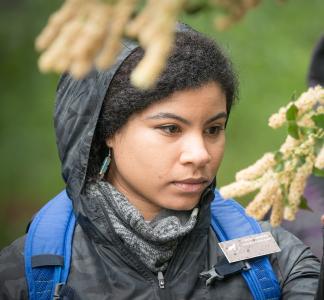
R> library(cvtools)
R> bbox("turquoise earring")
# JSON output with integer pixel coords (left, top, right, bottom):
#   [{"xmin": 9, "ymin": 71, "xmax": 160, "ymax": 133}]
[{"xmin": 99, "ymin": 148, "xmax": 111, "ymax": 180}]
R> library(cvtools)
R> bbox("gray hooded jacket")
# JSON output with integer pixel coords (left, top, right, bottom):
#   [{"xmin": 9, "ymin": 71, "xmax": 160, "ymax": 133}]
[{"xmin": 0, "ymin": 36, "xmax": 321, "ymax": 299}]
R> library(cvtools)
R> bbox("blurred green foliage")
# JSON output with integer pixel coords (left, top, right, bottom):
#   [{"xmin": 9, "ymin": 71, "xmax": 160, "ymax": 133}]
[{"xmin": 0, "ymin": 0, "xmax": 323, "ymax": 248}]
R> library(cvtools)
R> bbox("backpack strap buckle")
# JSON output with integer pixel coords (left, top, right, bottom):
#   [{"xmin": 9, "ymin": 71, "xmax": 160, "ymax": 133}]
[
  {"xmin": 200, "ymin": 261, "xmax": 251, "ymax": 286},
  {"xmin": 200, "ymin": 267, "xmax": 224, "ymax": 286}
]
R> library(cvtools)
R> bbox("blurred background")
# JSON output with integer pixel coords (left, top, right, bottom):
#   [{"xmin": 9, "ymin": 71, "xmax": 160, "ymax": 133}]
[{"xmin": 0, "ymin": 0, "xmax": 323, "ymax": 249}]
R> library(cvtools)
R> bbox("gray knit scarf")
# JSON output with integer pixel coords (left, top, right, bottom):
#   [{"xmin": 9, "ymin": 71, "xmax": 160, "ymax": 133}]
[{"xmin": 86, "ymin": 181, "xmax": 199, "ymax": 273}]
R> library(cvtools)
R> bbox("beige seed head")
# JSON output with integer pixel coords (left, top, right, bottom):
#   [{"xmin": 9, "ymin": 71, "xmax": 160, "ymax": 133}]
[
  {"xmin": 35, "ymin": 0, "xmax": 83, "ymax": 50},
  {"xmin": 235, "ymin": 152, "xmax": 275, "ymax": 181},
  {"xmin": 287, "ymin": 158, "xmax": 313, "ymax": 209},
  {"xmin": 70, "ymin": 3, "xmax": 109, "ymax": 60},
  {"xmin": 96, "ymin": 0, "xmax": 137, "ymax": 70},
  {"xmin": 294, "ymin": 136, "xmax": 315, "ymax": 157},
  {"xmin": 270, "ymin": 190, "xmax": 283, "ymax": 227},
  {"xmin": 295, "ymin": 86, "xmax": 324, "ymax": 114},
  {"xmin": 70, "ymin": 59, "xmax": 93, "ymax": 79},
  {"xmin": 131, "ymin": 35, "xmax": 173, "ymax": 89},
  {"xmin": 246, "ymin": 202, "xmax": 272, "ymax": 220},
  {"xmin": 219, "ymin": 178, "xmax": 263, "ymax": 199},
  {"xmin": 37, "ymin": 0, "xmax": 89, "ymax": 74},
  {"xmin": 268, "ymin": 107, "xmax": 287, "ymax": 129},
  {"xmin": 245, "ymin": 177, "xmax": 279, "ymax": 220},
  {"xmin": 138, "ymin": 13, "xmax": 174, "ymax": 47},
  {"xmin": 283, "ymin": 206, "xmax": 296, "ymax": 221},
  {"xmin": 297, "ymin": 113, "xmax": 315, "ymax": 128},
  {"xmin": 51, "ymin": 18, "xmax": 83, "ymax": 72},
  {"xmin": 95, "ymin": 37, "xmax": 121, "ymax": 70},
  {"xmin": 38, "ymin": 51, "xmax": 57, "ymax": 73},
  {"xmin": 279, "ymin": 135, "xmax": 300, "ymax": 157}
]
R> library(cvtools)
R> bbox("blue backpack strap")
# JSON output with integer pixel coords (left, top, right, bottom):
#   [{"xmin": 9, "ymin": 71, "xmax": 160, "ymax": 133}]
[
  {"xmin": 211, "ymin": 189, "xmax": 281, "ymax": 300},
  {"xmin": 24, "ymin": 190, "xmax": 76, "ymax": 300}
]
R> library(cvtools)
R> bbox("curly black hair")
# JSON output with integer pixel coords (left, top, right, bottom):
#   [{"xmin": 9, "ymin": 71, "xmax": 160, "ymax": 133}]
[{"xmin": 87, "ymin": 30, "xmax": 238, "ymax": 180}]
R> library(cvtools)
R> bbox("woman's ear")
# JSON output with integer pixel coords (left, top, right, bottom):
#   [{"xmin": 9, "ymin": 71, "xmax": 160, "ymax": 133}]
[
  {"xmin": 105, "ymin": 137, "xmax": 113, "ymax": 148},
  {"xmin": 105, "ymin": 130, "xmax": 121, "ymax": 149}
]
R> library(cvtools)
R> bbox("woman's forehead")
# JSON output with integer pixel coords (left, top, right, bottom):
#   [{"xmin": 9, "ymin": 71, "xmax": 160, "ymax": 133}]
[{"xmin": 139, "ymin": 82, "xmax": 227, "ymax": 117}]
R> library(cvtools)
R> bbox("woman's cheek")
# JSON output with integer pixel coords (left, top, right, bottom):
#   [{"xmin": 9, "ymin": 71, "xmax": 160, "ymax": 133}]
[{"xmin": 211, "ymin": 141, "xmax": 225, "ymax": 172}]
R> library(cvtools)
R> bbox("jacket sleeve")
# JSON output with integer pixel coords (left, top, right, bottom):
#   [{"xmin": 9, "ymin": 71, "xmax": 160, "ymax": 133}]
[
  {"xmin": 260, "ymin": 222, "xmax": 320, "ymax": 299},
  {"xmin": 0, "ymin": 236, "xmax": 29, "ymax": 300}
]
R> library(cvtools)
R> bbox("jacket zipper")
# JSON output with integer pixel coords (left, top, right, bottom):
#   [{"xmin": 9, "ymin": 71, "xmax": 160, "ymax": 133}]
[{"xmin": 157, "ymin": 271, "xmax": 165, "ymax": 289}]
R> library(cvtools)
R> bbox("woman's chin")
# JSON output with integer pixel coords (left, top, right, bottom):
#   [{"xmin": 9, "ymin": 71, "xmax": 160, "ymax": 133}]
[{"xmin": 159, "ymin": 197, "xmax": 200, "ymax": 211}]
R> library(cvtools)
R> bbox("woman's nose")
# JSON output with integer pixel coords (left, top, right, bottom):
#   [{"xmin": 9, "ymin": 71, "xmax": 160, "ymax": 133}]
[{"xmin": 179, "ymin": 136, "xmax": 211, "ymax": 167}]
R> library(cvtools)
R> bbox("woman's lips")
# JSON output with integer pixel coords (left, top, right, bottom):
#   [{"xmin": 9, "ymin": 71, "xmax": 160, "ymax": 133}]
[{"xmin": 173, "ymin": 180, "xmax": 208, "ymax": 193}]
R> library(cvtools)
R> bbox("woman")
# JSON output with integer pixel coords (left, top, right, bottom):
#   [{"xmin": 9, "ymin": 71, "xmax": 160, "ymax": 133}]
[{"xmin": 0, "ymin": 25, "xmax": 320, "ymax": 299}]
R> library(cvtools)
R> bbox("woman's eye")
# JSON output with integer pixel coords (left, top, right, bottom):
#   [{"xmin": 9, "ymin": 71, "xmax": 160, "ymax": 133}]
[
  {"xmin": 158, "ymin": 125, "xmax": 181, "ymax": 134},
  {"xmin": 205, "ymin": 126, "xmax": 224, "ymax": 135}
]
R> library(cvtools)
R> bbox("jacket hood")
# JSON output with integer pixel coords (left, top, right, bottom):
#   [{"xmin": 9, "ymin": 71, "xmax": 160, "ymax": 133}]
[{"xmin": 54, "ymin": 40, "xmax": 138, "ymax": 208}]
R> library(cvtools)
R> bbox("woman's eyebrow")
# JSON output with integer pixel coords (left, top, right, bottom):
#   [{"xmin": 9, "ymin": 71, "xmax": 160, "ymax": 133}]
[
  {"xmin": 146, "ymin": 113, "xmax": 191, "ymax": 125},
  {"xmin": 205, "ymin": 112, "xmax": 227, "ymax": 124},
  {"xmin": 146, "ymin": 112, "xmax": 227, "ymax": 125}
]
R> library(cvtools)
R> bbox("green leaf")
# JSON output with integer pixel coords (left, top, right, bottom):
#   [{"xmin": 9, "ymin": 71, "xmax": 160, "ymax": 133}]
[
  {"xmin": 274, "ymin": 151, "xmax": 283, "ymax": 162},
  {"xmin": 286, "ymin": 104, "xmax": 298, "ymax": 121},
  {"xmin": 314, "ymin": 138, "xmax": 324, "ymax": 156},
  {"xmin": 311, "ymin": 114, "xmax": 324, "ymax": 129},
  {"xmin": 313, "ymin": 167, "xmax": 324, "ymax": 177},
  {"xmin": 296, "ymin": 156, "xmax": 306, "ymax": 168},
  {"xmin": 287, "ymin": 121, "xmax": 299, "ymax": 139},
  {"xmin": 299, "ymin": 196, "xmax": 313, "ymax": 212},
  {"xmin": 274, "ymin": 162, "xmax": 284, "ymax": 172}
]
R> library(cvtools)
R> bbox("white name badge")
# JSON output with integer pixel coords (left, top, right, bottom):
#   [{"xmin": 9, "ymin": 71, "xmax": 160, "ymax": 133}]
[{"xmin": 219, "ymin": 232, "xmax": 281, "ymax": 263}]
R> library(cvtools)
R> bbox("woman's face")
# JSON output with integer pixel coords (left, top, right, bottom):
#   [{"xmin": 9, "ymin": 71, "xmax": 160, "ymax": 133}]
[{"xmin": 106, "ymin": 82, "xmax": 227, "ymax": 220}]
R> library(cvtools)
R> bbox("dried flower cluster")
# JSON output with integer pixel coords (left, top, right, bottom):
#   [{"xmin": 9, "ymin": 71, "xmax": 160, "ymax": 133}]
[
  {"xmin": 212, "ymin": 0, "xmax": 261, "ymax": 31},
  {"xmin": 36, "ymin": 0, "xmax": 286, "ymax": 88},
  {"xmin": 36, "ymin": 0, "xmax": 185, "ymax": 89},
  {"xmin": 220, "ymin": 86, "xmax": 324, "ymax": 226}
]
